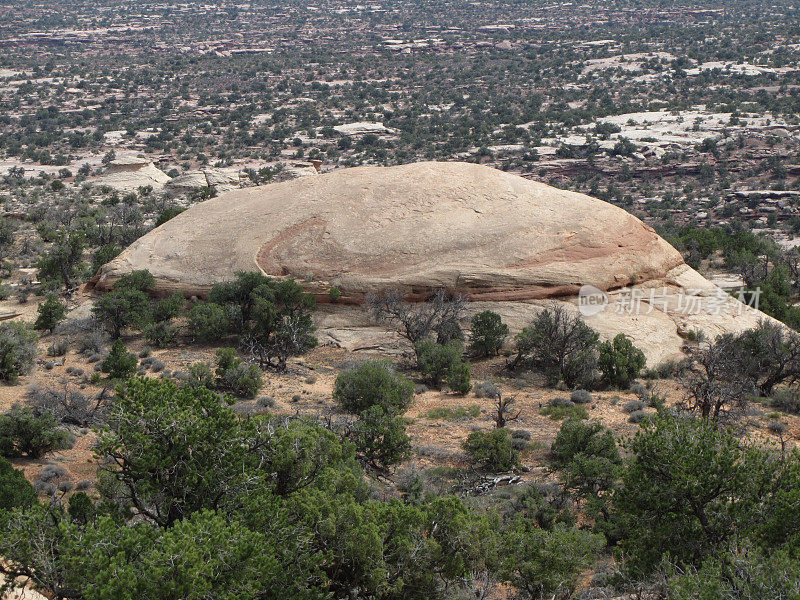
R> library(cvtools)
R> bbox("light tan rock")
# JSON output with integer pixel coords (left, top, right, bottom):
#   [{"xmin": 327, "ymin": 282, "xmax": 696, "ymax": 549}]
[
  {"xmin": 274, "ymin": 161, "xmax": 320, "ymax": 182},
  {"xmin": 89, "ymin": 161, "xmax": 777, "ymax": 365},
  {"xmin": 92, "ymin": 158, "xmax": 170, "ymax": 193},
  {"xmin": 333, "ymin": 122, "xmax": 397, "ymax": 136},
  {"xmin": 165, "ymin": 169, "xmax": 240, "ymax": 195},
  {"xmin": 92, "ymin": 161, "xmax": 683, "ymax": 296}
]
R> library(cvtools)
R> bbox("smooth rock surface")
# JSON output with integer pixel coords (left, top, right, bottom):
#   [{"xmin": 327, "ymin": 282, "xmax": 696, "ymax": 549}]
[
  {"xmin": 90, "ymin": 161, "xmax": 777, "ymax": 364},
  {"xmin": 92, "ymin": 158, "xmax": 170, "ymax": 193}
]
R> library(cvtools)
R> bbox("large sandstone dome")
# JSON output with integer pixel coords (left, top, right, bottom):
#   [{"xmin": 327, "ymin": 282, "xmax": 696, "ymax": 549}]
[
  {"xmin": 93, "ymin": 161, "xmax": 683, "ymax": 299},
  {"xmin": 91, "ymin": 161, "xmax": 775, "ymax": 364}
]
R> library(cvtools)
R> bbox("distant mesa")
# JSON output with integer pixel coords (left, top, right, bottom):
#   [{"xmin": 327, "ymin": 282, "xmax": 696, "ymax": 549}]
[{"xmin": 89, "ymin": 161, "xmax": 776, "ymax": 364}]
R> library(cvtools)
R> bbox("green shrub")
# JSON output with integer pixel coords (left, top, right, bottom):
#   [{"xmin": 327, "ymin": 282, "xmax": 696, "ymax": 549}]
[
  {"xmin": 767, "ymin": 420, "xmax": 786, "ymax": 435},
  {"xmin": 151, "ymin": 293, "xmax": 184, "ymax": 323},
  {"xmin": 628, "ymin": 410, "xmax": 649, "ymax": 424},
  {"xmin": 0, "ymin": 321, "xmax": 38, "ymax": 383},
  {"xmin": 425, "ymin": 405, "xmax": 480, "ymax": 420},
  {"xmin": 100, "ymin": 339, "xmax": 138, "ymax": 379},
  {"xmin": 447, "ymin": 359, "xmax": 472, "ymax": 395},
  {"xmin": 91, "ymin": 244, "xmax": 122, "ymax": 275},
  {"xmin": 769, "ymin": 388, "xmax": 800, "ymax": 414},
  {"xmin": 67, "ymin": 491, "xmax": 95, "ymax": 525},
  {"xmin": 188, "ymin": 302, "xmax": 231, "ymax": 342},
  {"xmin": 0, "ymin": 405, "xmax": 74, "ymax": 459},
  {"xmin": 349, "ymin": 405, "xmax": 411, "ymax": 473},
  {"xmin": 416, "ymin": 340, "xmax": 470, "ymax": 390},
  {"xmin": 202, "ymin": 273, "xmax": 317, "ymax": 370},
  {"xmin": 214, "ymin": 348, "xmax": 262, "ymax": 398},
  {"xmin": 0, "ymin": 455, "xmax": 37, "ymax": 510},
  {"xmin": 115, "ymin": 270, "xmax": 155, "ymax": 293},
  {"xmin": 334, "ymin": 360, "xmax": 414, "ymax": 415},
  {"xmin": 219, "ymin": 363, "xmax": 263, "ymax": 398},
  {"xmin": 614, "ymin": 414, "xmax": 771, "ymax": 576},
  {"xmin": 416, "ymin": 340, "xmax": 459, "ymax": 387},
  {"xmin": 474, "ymin": 380, "xmax": 500, "ymax": 399},
  {"xmin": 144, "ymin": 321, "xmax": 179, "ymax": 348},
  {"xmin": 648, "ymin": 359, "xmax": 683, "ymax": 379},
  {"xmin": 669, "ymin": 545, "xmax": 800, "ymax": 600},
  {"xmin": 155, "ymin": 206, "xmax": 186, "ymax": 227},
  {"xmin": 92, "ymin": 284, "xmax": 151, "ymax": 339},
  {"xmin": 215, "ymin": 347, "xmax": 239, "ymax": 378},
  {"xmin": 500, "ymin": 521, "xmax": 604, "ymax": 600},
  {"xmin": 598, "ymin": 334, "xmax": 646, "ymax": 388},
  {"xmin": 35, "ymin": 230, "xmax": 85, "ymax": 291},
  {"xmin": 469, "ymin": 310, "xmax": 508, "ymax": 357},
  {"xmin": 328, "ymin": 286, "xmax": 342, "ymax": 302},
  {"xmin": 462, "ymin": 428, "xmax": 520, "ymax": 472},
  {"xmin": 623, "ymin": 400, "xmax": 645, "ymax": 413},
  {"xmin": 570, "ymin": 389, "xmax": 592, "ymax": 404},
  {"xmin": 551, "ymin": 418, "xmax": 619, "ymax": 466},
  {"xmin": 540, "ymin": 403, "xmax": 588, "ymax": 421},
  {"xmin": 513, "ymin": 306, "xmax": 599, "ymax": 388},
  {"xmin": 34, "ymin": 294, "xmax": 67, "ymax": 333},
  {"xmin": 183, "ymin": 362, "xmax": 215, "ymax": 389}
]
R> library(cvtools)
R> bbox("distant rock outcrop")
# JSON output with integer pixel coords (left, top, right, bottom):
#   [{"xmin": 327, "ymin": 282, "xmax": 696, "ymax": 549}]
[
  {"xmin": 92, "ymin": 157, "xmax": 170, "ymax": 193},
  {"xmin": 90, "ymin": 161, "xmax": 777, "ymax": 364},
  {"xmin": 274, "ymin": 161, "xmax": 320, "ymax": 182},
  {"xmin": 165, "ymin": 169, "xmax": 240, "ymax": 195},
  {"xmin": 333, "ymin": 122, "xmax": 398, "ymax": 136}
]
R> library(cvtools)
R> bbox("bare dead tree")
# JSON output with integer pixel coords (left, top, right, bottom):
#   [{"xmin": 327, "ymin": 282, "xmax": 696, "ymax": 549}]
[
  {"xmin": 734, "ymin": 320, "xmax": 800, "ymax": 397},
  {"xmin": 679, "ymin": 336, "xmax": 754, "ymax": 423},
  {"xmin": 778, "ymin": 247, "xmax": 800, "ymax": 294},
  {"xmin": 367, "ymin": 288, "xmax": 466, "ymax": 357},
  {"xmin": 511, "ymin": 303, "xmax": 599, "ymax": 388},
  {"xmin": 493, "ymin": 392, "xmax": 521, "ymax": 429},
  {"xmin": 241, "ymin": 314, "xmax": 316, "ymax": 371},
  {"xmin": 27, "ymin": 381, "xmax": 109, "ymax": 427}
]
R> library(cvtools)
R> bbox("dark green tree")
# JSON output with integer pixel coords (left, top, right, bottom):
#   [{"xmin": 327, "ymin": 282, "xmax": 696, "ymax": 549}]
[
  {"xmin": 499, "ymin": 522, "xmax": 603, "ymax": 600},
  {"xmin": 416, "ymin": 340, "xmax": 469, "ymax": 390},
  {"xmin": 613, "ymin": 414, "xmax": 783, "ymax": 577},
  {"xmin": 188, "ymin": 302, "xmax": 230, "ymax": 342},
  {"xmin": 334, "ymin": 360, "xmax": 414, "ymax": 415},
  {"xmin": 92, "ymin": 272, "xmax": 154, "ymax": 338},
  {"xmin": 463, "ymin": 428, "xmax": 520, "ymax": 472},
  {"xmin": 94, "ymin": 378, "xmax": 249, "ymax": 527},
  {"xmin": 469, "ymin": 310, "xmax": 508, "ymax": 357},
  {"xmin": 514, "ymin": 306, "xmax": 599, "ymax": 388},
  {"xmin": 90, "ymin": 244, "xmax": 121, "ymax": 275},
  {"xmin": 0, "ymin": 405, "xmax": 72, "ymax": 459},
  {"xmin": 100, "ymin": 339, "xmax": 137, "ymax": 380},
  {"xmin": 34, "ymin": 294, "xmax": 67, "ymax": 334},
  {"xmin": 0, "ymin": 322, "xmax": 38, "ymax": 383},
  {"xmin": 348, "ymin": 405, "xmax": 411, "ymax": 474},
  {"xmin": 597, "ymin": 334, "xmax": 646, "ymax": 388},
  {"xmin": 0, "ymin": 455, "xmax": 37, "ymax": 511}
]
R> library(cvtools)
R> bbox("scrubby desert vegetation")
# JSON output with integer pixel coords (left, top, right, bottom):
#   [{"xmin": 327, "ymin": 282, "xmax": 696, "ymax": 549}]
[
  {"xmin": 3, "ymin": 0, "xmax": 800, "ymax": 598},
  {"xmin": 1, "ymin": 269, "xmax": 800, "ymax": 598}
]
